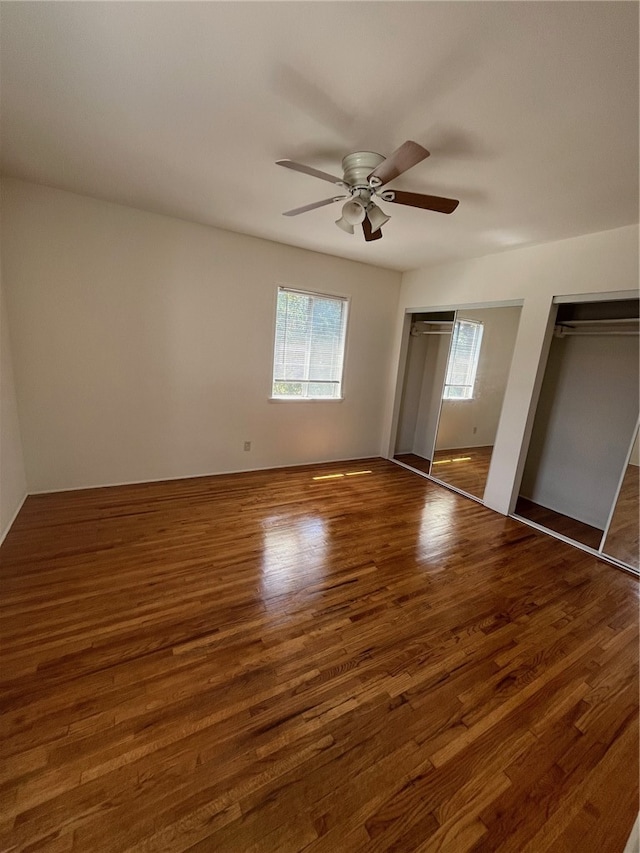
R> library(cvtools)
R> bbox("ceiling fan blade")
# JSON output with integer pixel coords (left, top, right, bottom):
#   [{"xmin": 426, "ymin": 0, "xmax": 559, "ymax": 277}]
[
  {"xmin": 362, "ymin": 216, "xmax": 383, "ymax": 241},
  {"xmin": 386, "ymin": 190, "xmax": 459, "ymax": 214},
  {"xmin": 276, "ymin": 159, "xmax": 344, "ymax": 185},
  {"xmin": 367, "ymin": 141, "xmax": 430, "ymax": 187},
  {"xmin": 283, "ymin": 196, "xmax": 346, "ymax": 216}
]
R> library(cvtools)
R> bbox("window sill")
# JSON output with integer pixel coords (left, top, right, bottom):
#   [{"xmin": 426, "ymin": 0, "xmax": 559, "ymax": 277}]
[{"xmin": 269, "ymin": 396, "xmax": 345, "ymax": 403}]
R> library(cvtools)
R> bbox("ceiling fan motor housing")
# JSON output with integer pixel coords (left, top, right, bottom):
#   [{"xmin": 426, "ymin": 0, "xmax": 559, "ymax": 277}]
[{"xmin": 341, "ymin": 151, "xmax": 385, "ymax": 190}]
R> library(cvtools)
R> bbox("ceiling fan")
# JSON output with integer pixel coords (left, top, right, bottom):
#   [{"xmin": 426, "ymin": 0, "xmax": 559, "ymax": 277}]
[{"xmin": 276, "ymin": 141, "xmax": 459, "ymax": 242}]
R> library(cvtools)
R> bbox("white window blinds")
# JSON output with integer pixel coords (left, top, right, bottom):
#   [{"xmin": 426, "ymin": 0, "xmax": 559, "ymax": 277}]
[
  {"xmin": 272, "ymin": 287, "xmax": 348, "ymax": 399},
  {"xmin": 443, "ymin": 319, "xmax": 484, "ymax": 400}
]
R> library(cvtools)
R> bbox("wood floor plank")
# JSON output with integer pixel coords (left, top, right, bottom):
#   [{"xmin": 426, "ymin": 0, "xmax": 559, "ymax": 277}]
[{"xmin": 0, "ymin": 458, "xmax": 637, "ymax": 851}]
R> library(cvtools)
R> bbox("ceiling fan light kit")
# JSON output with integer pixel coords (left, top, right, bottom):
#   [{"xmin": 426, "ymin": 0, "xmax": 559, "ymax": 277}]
[
  {"xmin": 341, "ymin": 196, "xmax": 368, "ymax": 226},
  {"xmin": 367, "ymin": 202, "xmax": 391, "ymax": 233},
  {"xmin": 277, "ymin": 140, "xmax": 459, "ymax": 242},
  {"xmin": 335, "ymin": 216, "xmax": 355, "ymax": 235}
]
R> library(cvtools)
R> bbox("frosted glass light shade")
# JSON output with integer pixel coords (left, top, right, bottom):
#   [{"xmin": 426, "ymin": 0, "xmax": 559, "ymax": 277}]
[
  {"xmin": 341, "ymin": 199, "xmax": 367, "ymax": 225},
  {"xmin": 367, "ymin": 203, "xmax": 391, "ymax": 232},
  {"xmin": 335, "ymin": 216, "xmax": 355, "ymax": 234}
]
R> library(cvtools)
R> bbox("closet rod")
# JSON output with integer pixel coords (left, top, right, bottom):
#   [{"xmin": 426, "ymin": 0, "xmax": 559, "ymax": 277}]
[
  {"xmin": 554, "ymin": 328, "xmax": 638, "ymax": 337},
  {"xmin": 555, "ymin": 318, "xmax": 639, "ymax": 337},
  {"xmin": 556, "ymin": 318, "xmax": 639, "ymax": 326}
]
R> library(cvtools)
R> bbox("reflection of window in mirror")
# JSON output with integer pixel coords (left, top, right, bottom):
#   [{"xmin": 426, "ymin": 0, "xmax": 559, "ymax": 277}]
[{"xmin": 443, "ymin": 319, "xmax": 483, "ymax": 400}]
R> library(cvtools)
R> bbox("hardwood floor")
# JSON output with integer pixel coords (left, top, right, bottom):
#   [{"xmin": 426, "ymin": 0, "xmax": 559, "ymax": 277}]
[
  {"xmin": 430, "ymin": 446, "xmax": 493, "ymax": 499},
  {"xmin": 394, "ymin": 447, "xmax": 493, "ymax": 500},
  {"xmin": 1, "ymin": 458, "xmax": 638, "ymax": 852},
  {"xmin": 514, "ymin": 497, "xmax": 605, "ymax": 551},
  {"xmin": 394, "ymin": 452, "xmax": 431, "ymax": 475}
]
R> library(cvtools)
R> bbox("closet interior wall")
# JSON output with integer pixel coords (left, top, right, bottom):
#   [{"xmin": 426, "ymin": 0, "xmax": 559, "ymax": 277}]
[{"xmin": 515, "ymin": 298, "xmax": 639, "ymax": 572}]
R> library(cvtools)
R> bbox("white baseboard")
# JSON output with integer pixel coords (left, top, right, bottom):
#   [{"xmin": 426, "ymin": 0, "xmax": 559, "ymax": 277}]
[
  {"xmin": 28, "ymin": 455, "xmax": 383, "ymax": 496},
  {"xmin": 0, "ymin": 491, "xmax": 28, "ymax": 547}
]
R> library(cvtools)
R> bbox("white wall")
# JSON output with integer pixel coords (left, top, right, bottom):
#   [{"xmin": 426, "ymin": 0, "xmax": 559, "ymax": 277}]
[
  {"xmin": 0, "ymin": 286, "xmax": 27, "ymax": 541},
  {"xmin": 383, "ymin": 224, "xmax": 639, "ymax": 514},
  {"xmin": 520, "ymin": 333, "xmax": 639, "ymax": 528},
  {"xmin": 1, "ymin": 178, "xmax": 401, "ymax": 493},
  {"xmin": 435, "ymin": 306, "xmax": 521, "ymax": 451}
]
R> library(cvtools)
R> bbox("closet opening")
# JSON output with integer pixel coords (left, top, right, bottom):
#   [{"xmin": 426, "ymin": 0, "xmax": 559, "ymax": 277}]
[{"xmin": 513, "ymin": 298, "xmax": 639, "ymax": 573}]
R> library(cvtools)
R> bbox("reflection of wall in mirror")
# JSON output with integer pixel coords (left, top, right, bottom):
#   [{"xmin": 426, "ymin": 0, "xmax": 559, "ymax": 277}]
[{"xmin": 435, "ymin": 307, "xmax": 521, "ymax": 451}]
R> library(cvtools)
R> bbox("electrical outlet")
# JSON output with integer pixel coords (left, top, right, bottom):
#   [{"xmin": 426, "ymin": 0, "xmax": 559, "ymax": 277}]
[{"xmin": 244, "ymin": 441, "xmax": 251, "ymax": 451}]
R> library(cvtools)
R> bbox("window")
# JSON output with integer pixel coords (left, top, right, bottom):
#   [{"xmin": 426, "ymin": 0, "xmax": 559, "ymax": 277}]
[
  {"xmin": 272, "ymin": 287, "xmax": 348, "ymax": 399},
  {"xmin": 443, "ymin": 319, "xmax": 483, "ymax": 400}
]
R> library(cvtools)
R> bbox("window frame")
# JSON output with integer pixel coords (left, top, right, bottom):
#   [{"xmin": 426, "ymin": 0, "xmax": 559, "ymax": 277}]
[
  {"xmin": 442, "ymin": 318, "xmax": 484, "ymax": 401},
  {"xmin": 269, "ymin": 285, "xmax": 350, "ymax": 402}
]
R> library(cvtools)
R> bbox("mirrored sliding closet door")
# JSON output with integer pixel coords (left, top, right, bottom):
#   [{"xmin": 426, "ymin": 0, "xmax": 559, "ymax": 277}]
[
  {"xmin": 430, "ymin": 306, "xmax": 521, "ymax": 499},
  {"xmin": 601, "ymin": 427, "xmax": 639, "ymax": 570}
]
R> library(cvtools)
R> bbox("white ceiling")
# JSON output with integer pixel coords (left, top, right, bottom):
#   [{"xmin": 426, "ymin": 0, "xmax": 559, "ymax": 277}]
[{"xmin": 1, "ymin": 2, "xmax": 638, "ymax": 272}]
